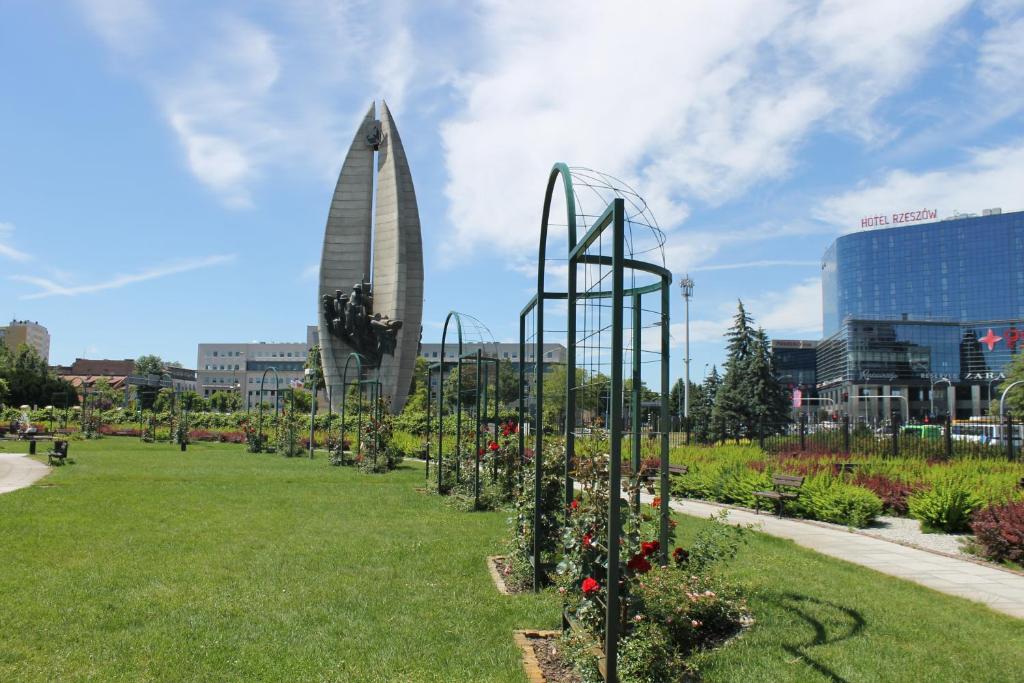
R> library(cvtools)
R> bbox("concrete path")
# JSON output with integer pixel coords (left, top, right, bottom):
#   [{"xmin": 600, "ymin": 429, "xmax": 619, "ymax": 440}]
[
  {"xmin": 665, "ymin": 495, "xmax": 1024, "ymax": 620},
  {"xmin": 0, "ymin": 452, "xmax": 49, "ymax": 495}
]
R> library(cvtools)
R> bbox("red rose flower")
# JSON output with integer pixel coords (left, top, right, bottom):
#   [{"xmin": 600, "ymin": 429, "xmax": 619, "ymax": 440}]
[
  {"xmin": 651, "ymin": 497, "xmax": 661, "ymax": 509},
  {"xmin": 581, "ymin": 577, "xmax": 600, "ymax": 596},
  {"xmin": 627, "ymin": 554, "xmax": 652, "ymax": 573},
  {"xmin": 582, "ymin": 533, "xmax": 592, "ymax": 547},
  {"xmin": 478, "ymin": 448, "xmax": 485, "ymax": 456},
  {"xmin": 570, "ymin": 499, "xmax": 580, "ymax": 511},
  {"xmin": 672, "ymin": 547, "xmax": 690, "ymax": 565},
  {"xmin": 640, "ymin": 540, "xmax": 660, "ymax": 557},
  {"xmin": 489, "ymin": 440, "xmax": 499, "ymax": 452}
]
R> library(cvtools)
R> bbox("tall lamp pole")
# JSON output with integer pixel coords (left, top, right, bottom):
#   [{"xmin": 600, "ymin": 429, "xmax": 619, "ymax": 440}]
[
  {"xmin": 305, "ymin": 367, "xmax": 317, "ymax": 459},
  {"xmin": 679, "ymin": 275, "xmax": 694, "ymax": 425}
]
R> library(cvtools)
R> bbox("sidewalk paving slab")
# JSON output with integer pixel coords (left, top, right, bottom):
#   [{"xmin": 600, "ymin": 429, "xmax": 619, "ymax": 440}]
[
  {"xmin": 0, "ymin": 453, "xmax": 50, "ymax": 495},
  {"xmin": 663, "ymin": 495, "xmax": 1024, "ymax": 620}
]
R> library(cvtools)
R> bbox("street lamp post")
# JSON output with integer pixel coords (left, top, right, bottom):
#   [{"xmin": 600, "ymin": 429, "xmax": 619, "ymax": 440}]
[
  {"xmin": 988, "ymin": 376, "xmax": 1001, "ymax": 412},
  {"xmin": 305, "ymin": 367, "xmax": 317, "ymax": 459},
  {"xmin": 930, "ymin": 378, "xmax": 952, "ymax": 417},
  {"xmin": 679, "ymin": 275, "xmax": 694, "ymax": 428},
  {"xmin": 999, "ymin": 380, "xmax": 1024, "ymax": 420}
]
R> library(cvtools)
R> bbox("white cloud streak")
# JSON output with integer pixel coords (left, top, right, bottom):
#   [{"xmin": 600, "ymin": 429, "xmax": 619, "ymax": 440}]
[
  {"xmin": 10, "ymin": 254, "xmax": 236, "ymax": 300},
  {"xmin": 0, "ymin": 222, "xmax": 31, "ymax": 261},
  {"xmin": 691, "ymin": 260, "xmax": 821, "ymax": 273}
]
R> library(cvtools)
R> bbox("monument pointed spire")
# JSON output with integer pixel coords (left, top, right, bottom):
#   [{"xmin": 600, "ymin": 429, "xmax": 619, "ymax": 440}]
[{"xmin": 318, "ymin": 101, "xmax": 423, "ymax": 414}]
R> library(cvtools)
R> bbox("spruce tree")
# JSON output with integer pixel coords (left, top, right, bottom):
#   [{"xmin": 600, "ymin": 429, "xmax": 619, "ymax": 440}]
[
  {"xmin": 748, "ymin": 327, "xmax": 789, "ymax": 431},
  {"xmin": 712, "ymin": 301, "xmax": 756, "ymax": 439}
]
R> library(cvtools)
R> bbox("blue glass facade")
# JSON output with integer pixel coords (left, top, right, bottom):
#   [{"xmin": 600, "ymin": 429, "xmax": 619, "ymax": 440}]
[
  {"xmin": 822, "ymin": 211, "xmax": 1024, "ymax": 335},
  {"xmin": 817, "ymin": 210, "xmax": 1024, "ymax": 419}
]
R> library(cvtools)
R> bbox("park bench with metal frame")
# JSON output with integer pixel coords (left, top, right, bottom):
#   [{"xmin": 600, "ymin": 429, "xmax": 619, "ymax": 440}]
[
  {"xmin": 47, "ymin": 440, "xmax": 69, "ymax": 466},
  {"xmin": 753, "ymin": 474, "xmax": 804, "ymax": 517}
]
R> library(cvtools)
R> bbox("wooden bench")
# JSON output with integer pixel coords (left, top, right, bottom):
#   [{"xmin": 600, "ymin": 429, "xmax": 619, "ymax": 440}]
[
  {"xmin": 47, "ymin": 440, "xmax": 69, "ymax": 466},
  {"xmin": 753, "ymin": 474, "xmax": 804, "ymax": 517}
]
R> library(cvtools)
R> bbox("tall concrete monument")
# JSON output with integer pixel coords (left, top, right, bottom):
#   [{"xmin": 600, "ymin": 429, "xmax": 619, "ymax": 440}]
[{"xmin": 318, "ymin": 101, "xmax": 423, "ymax": 414}]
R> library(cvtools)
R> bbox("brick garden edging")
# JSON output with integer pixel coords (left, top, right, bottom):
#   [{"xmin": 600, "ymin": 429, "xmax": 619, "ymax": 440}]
[
  {"xmin": 513, "ymin": 630, "xmax": 561, "ymax": 683},
  {"xmin": 486, "ymin": 555, "xmax": 514, "ymax": 594}
]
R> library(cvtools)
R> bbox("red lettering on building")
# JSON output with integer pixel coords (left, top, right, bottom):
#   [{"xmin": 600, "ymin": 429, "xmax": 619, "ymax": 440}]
[{"xmin": 860, "ymin": 208, "xmax": 936, "ymax": 229}]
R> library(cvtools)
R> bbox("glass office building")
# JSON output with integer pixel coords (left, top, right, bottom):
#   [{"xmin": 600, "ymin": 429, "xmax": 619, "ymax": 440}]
[{"xmin": 817, "ymin": 209, "xmax": 1024, "ymax": 420}]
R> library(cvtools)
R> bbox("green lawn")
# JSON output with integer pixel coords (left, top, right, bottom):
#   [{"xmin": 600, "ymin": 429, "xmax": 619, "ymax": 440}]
[
  {"xmin": 0, "ymin": 440, "xmax": 554, "ymax": 682},
  {"xmin": 679, "ymin": 514, "xmax": 1024, "ymax": 681},
  {"xmin": 1, "ymin": 440, "xmax": 1022, "ymax": 682}
]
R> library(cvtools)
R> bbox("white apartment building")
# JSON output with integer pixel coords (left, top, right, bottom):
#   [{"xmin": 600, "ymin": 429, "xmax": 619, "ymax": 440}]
[
  {"xmin": 197, "ymin": 326, "xmax": 319, "ymax": 406},
  {"xmin": 0, "ymin": 319, "xmax": 50, "ymax": 362}
]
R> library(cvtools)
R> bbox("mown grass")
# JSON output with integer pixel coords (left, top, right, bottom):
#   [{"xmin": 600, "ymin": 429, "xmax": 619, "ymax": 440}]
[
  {"xmin": 673, "ymin": 513, "xmax": 1024, "ymax": 681},
  {"xmin": 1, "ymin": 439, "xmax": 1023, "ymax": 681},
  {"xmin": 0, "ymin": 440, "xmax": 555, "ymax": 682}
]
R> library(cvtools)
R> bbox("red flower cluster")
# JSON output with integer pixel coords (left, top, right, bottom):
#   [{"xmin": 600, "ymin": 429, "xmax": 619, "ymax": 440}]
[
  {"xmin": 651, "ymin": 497, "xmax": 662, "ymax": 509},
  {"xmin": 500, "ymin": 421, "xmax": 519, "ymax": 437},
  {"xmin": 488, "ymin": 440, "xmax": 499, "ymax": 452},
  {"xmin": 672, "ymin": 547, "xmax": 689, "ymax": 565},
  {"xmin": 640, "ymin": 540, "xmax": 660, "ymax": 557},
  {"xmin": 582, "ymin": 533, "xmax": 592, "ymax": 547},
  {"xmin": 570, "ymin": 499, "xmax": 580, "ymax": 511},
  {"xmin": 581, "ymin": 577, "xmax": 600, "ymax": 596},
  {"xmin": 627, "ymin": 554, "xmax": 652, "ymax": 573}
]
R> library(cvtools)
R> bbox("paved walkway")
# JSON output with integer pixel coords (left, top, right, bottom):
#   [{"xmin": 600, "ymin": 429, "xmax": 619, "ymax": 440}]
[
  {"xmin": 0, "ymin": 452, "xmax": 50, "ymax": 495},
  {"xmin": 664, "ymin": 495, "xmax": 1024, "ymax": 620}
]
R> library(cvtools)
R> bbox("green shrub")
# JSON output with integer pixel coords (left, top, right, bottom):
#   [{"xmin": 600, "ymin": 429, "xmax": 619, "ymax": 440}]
[
  {"xmin": 717, "ymin": 465, "xmax": 772, "ymax": 507},
  {"xmin": 391, "ymin": 430, "xmax": 424, "ymax": 458},
  {"xmin": 797, "ymin": 476, "xmax": 883, "ymax": 528},
  {"xmin": 908, "ymin": 478, "xmax": 983, "ymax": 533}
]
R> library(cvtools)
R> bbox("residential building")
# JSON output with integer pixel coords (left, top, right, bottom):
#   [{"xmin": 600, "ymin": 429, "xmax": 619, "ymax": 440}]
[
  {"xmin": 55, "ymin": 358, "xmax": 196, "ymax": 396},
  {"xmin": 419, "ymin": 342, "xmax": 567, "ymax": 399},
  {"xmin": 0, "ymin": 319, "xmax": 50, "ymax": 362},
  {"xmin": 816, "ymin": 208, "xmax": 1024, "ymax": 420},
  {"xmin": 197, "ymin": 331, "xmax": 316, "ymax": 405}
]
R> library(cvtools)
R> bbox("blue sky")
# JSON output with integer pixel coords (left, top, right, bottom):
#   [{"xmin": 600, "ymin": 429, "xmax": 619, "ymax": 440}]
[{"xmin": 1, "ymin": 0, "xmax": 1023, "ymax": 384}]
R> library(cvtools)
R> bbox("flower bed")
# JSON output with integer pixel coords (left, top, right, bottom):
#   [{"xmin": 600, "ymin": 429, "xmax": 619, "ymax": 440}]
[
  {"xmin": 547, "ymin": 436, "xmax": 751, "ymax": 682},
  {"xmin": 670, "ymin": 444, "xmax": 1024, "ymax": 530}
]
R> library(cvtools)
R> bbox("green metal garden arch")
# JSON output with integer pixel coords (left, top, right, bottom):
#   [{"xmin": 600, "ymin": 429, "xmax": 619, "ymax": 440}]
[
  {"xmin": 255, "ymin": 367, "xmax": 280, "ymax": 453},
  {"xmin": 338, "ymin": 352, "xmax": 381, "ymax": 464},
  {"xmin": 434, "ymin": 311, "xmax": 500, "ymax": 501},
  {"xmin": 519, "ymin": 164, "xmax": 672, "ymax": 683}
]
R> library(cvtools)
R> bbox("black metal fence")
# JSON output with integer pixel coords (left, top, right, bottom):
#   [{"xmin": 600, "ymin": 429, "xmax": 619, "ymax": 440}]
[{"xmin": 752, "ymin": 415, "xmax": 1021, "ymax": 460}]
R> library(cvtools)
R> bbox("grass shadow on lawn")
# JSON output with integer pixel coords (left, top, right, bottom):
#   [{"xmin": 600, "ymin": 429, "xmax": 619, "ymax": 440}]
[{"xmin": 774, "ymin": 593, "xmax": 866, "ymax": 683}]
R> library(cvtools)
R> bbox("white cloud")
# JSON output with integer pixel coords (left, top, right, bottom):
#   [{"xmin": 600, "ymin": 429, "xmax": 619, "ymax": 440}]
[
  {"xmin": 10, "ymin": 254, "xmax": 236, "ymax": 299},
  {"xmin": 757, "ymin": 278, "xmax": 823, "ymax": 335},
  {"xmin": 73, "ymin": 0, "xmax": 155, "ymax": 55},
  {"xmin": 815, "ymin": 139, "xmax": 1024, "ymax": 230},
  {"xmin": 158, "ymin": 18, "xmax": 282, "ymax": 207},
  {"xmin": 691, "ymin": 260, "xmax": 820, "ymax": 273},
  {"xmin": 74, "ymin": 1, "xmax": 427, "ymax": 207},
  {"xmin": 440, "ymin": 0, "xmax": 969, "ymax": 267},
  {"xmin": 674, "ymin": 278, "xmax": 823, "ymax": 346},
  {"xmin": 0, "ymin": 222, "xmax": 31, "ymax": 261},
  {"xmin": 977, "ymin": 1, "xmax": 1024, "ymax": 99}
]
